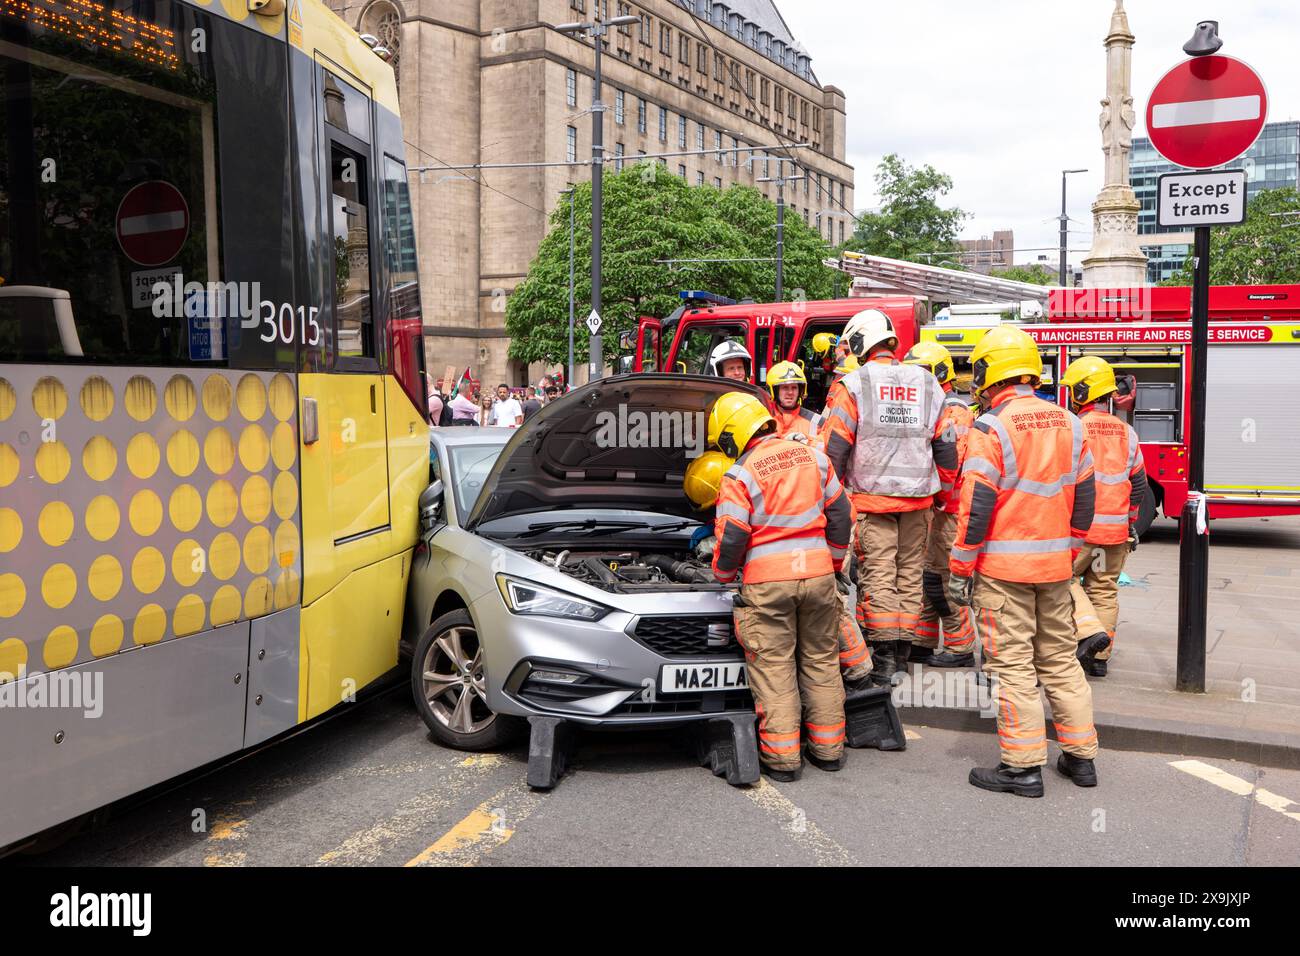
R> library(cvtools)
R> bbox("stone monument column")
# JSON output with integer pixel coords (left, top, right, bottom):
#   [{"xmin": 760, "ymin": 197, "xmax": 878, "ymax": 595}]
[{"xmin": 1082, "ymin": 0, "xmax": 1149, "ymax": 286}]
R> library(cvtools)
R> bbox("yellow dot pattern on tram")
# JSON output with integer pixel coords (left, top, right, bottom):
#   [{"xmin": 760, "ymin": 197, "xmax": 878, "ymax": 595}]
[{"xmin": 0, "ymin": 368, "xmax": 299, "ymax": 674}]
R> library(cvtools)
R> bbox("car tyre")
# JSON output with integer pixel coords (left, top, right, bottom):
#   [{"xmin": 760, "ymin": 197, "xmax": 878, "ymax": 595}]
[{"xmin": 411, "ymin": 609, "xmax": 523, "ymax": 751}]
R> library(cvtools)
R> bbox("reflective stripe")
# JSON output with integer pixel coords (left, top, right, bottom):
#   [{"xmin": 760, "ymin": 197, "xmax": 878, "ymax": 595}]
[
  {"xmin": 824, "ymin": 473, "xmax": 843, "ymax": 499},
  {"xmin": 951, "ymin": 545, "xmax": 982, "ymax": 562},
  {"xmin": 746, "ymin": 534, "xmax": 827, "ymax": 561},
  {"xmin": 962, "ymin": 456, "xmax": 1002, "ymax": 484},
  {"xmin": 1094, "ymin": 470, "xmax": 1131, "ymax": 485},
  {"xmin": 982, "ymin": 537, "xmax": 1073, "ymax": 554},
  {"xmin": 1070, "ymin": 414, "xmax": 1084, "ymax": 472},
  {"xmin": 1055, "ymin": 729, "xmax": 1097, "ymax": 743},
  {"xmin": 828, "ymin": 406, "xmax": 855, "ymax": 429},
  {"xmin": 1010, "ymin": 474, "xmax": 1076, "ymax": 497},
  {"xmin": 939, "ymin": 481, "xmax": 953, "ymax": 493},
  {"xmin": 716, "ymin": 501, "xmax": 750, "ymax": 522},
  {"xmin": 750, "ymin": 501, "xmax": 826, "ymax": 529},
  {"xmin": 1092, "ymin": 513, "xmax": 1129, "ymax": 525}
]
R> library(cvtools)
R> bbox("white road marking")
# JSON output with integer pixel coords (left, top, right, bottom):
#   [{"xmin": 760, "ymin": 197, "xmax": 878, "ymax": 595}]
[
  {"xmin": 740, "ymin": 778, "xmax": 858, "ymax": 866},
  {"xmin": 1151, "ymin": 95, "xmax": 1261, "ymax": 129},
  {"xmin": 1170, "ymin": 759, "xmax": 1300, "ymax": 823}
]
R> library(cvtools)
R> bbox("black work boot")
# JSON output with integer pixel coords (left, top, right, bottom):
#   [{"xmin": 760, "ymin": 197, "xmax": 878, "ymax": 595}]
[
  {"xmin": 897, "ymin": 639, "xmax": 918, "ymax": 672},
  {"xmin": 928, "ymin": 650, "xmax": 975, "ymax": 668},
  {"xmin": 868, "ymin": 641, "xmax": 898, "ymax": 686},
  {"xmin": 968, "ymin": 762, "xmax": 1045, "ymax": 798},
  {"xmin": 761, "ymin": 762, "xmax": 803, "ymax": 783},
  {"xmin": 843, "ymin": 671, "xmax": 875, "ymax": 693},
  {"xmin": 1056, "ymin": 752, "xmax": 1098, "ymax": 787},
  {"xmin": 1076, "ymin": 631, "xmax": 1112, "ymax": 665},
  {"xmin": 909, "ymin": 643, "xmax": 935, "ymax": 665},
  {"xmin": 806, "ymin": 751, "xmax": 844, "ymax": 772},
  {"xmin": 1087, "ymin": 659, "xmax": 1108, "ymax": 678}
]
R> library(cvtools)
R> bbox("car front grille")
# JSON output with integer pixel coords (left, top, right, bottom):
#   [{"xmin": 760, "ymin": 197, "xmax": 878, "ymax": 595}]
[
  {"xmin": 631, "ymin": 615, "xmax": 741, "ymax": 658},
  {"xmin": 612, "ymin": 690, "xmax": 753, "ymax": 716}
]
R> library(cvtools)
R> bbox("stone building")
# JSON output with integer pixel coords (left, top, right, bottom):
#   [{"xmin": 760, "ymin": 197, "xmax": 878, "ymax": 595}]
[
  {"xmin": 326, "ymin": 0, "xmax": 855, "ymax": 388},
  {"xmin": 957, "ymin": 229, "xmax": 1015, "ymax": 274}
]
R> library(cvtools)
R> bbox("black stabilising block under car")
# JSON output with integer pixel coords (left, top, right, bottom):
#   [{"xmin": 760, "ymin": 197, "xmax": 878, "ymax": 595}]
[
  {"xmin": 695, "ymin": 713, "xmax": 761, "ymax": 786},
  {"xmin": 844, "ymin": 685, "xmax": 907, "ymax": 751},
  {"xmin": 526, "ymin": 716, "xmax": 576, "ymax": 790}
]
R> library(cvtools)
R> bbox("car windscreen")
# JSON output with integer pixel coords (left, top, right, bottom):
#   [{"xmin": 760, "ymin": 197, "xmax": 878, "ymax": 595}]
[{"xmin": 448, "ymin": 443, "xmax": 506, "ymax": 517}]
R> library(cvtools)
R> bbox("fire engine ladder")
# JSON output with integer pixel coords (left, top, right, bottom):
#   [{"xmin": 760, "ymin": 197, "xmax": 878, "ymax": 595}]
[{"xmin": 824, "ymin": 251, "xmax": 1059, "ymax": 304}]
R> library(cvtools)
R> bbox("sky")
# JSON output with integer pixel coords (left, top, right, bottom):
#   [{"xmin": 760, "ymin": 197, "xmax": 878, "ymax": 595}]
[{"xmin": 778, "ymin": 0, "xmax": 1299, "ymax": 267}]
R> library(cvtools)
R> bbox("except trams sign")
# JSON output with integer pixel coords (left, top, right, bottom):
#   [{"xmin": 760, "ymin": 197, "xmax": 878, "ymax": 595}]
[{"xmin": 1157, "ymin": 169, "xmax": 1247, "ymax": 228}]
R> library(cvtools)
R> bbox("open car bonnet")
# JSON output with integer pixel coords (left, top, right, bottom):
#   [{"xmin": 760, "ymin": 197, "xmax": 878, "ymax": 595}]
[{"xmin": 463, "ymin": 373, "xmax": 768, "ymax": 530}]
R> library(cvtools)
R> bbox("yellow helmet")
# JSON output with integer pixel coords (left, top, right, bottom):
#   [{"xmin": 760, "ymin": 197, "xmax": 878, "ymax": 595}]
[
  {"xmin": 766, "ymin": 361, "xmax": 807, "ymax": 403},
  {"xmin": 904, "ymin": 341, "xmax": 955, "ymax": 385},
  {"xmin": 684, "ymin": 451, "xmax": 732, "ymax": 509},
  {"xmin": 1061, "ymin": 355, "xmax": 1118, "ymax": 407},
  {"xmin": 811, "ymin": 332, "xmax": 838, "ymax": 358},
  {"xmin": 833, "ymin": 354, "xmax": 860, "ymax": 377},
  {"xmin": 970, "ymin": 326, "xmax": 1042, "ymax": 395},
  {"xmin": 707, "ymin": 391, "xmax": 775, "ymax": 458}
]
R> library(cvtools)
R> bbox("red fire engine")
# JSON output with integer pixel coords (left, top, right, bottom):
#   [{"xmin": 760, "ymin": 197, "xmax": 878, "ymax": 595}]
[
  {"xmin": 921, "ymin": 284, "xmax": 1300, "ymax": 534},
  {"xmin": 630, "ymin": 290, "xmax": 928, "ymax": 413}
]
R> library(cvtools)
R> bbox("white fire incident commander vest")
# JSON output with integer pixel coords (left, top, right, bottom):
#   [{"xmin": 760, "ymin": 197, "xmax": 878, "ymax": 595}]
[{"xmin": 840, "ymin": 361, "xmax": 943, "ymax": 498}]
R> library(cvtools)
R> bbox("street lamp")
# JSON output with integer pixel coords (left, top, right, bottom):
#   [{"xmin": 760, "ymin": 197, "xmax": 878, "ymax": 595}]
[
  {"xmin": 557, "ymin": 12, "xmax": 640, "ymax": 382},
  {"xmin": 1059, "ymin": 168, "xmax": 1087, "ymax": 286},
  {"xmin": 561, "ymin": 185, "xmax": 576, "ymax": 390}
]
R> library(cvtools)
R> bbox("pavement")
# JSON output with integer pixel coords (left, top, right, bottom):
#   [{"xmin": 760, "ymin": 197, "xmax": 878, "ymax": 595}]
[
  {"xmin": 903, "ymin": 516, "xmax": 1300, "ymax": 770},
  {"xmin": 20, "ymin": 690, "xmax": 1300, "ymax": 867}
]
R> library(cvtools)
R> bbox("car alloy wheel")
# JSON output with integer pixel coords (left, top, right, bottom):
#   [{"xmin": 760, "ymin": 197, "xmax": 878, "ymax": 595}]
[{"xmin": 421, "ymin": 624, "xmax": 494, "ymax": 736}]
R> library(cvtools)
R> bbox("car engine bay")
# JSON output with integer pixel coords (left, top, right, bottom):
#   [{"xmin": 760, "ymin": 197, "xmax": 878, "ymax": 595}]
[{"xmin": 521, "ymin": 548, "xmax": 729, "ymax": 593}]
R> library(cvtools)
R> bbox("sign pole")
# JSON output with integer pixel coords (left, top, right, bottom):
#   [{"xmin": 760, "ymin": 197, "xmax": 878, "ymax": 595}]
[{"xmin": 1175, "ymin": 224, "xmax": 1211, "ymax": 693}]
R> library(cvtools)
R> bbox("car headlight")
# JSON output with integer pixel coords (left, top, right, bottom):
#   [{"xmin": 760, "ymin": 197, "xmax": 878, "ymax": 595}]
[{"xmin": 496, "ymin": 575, "xmax": 610, "ymax": 621}]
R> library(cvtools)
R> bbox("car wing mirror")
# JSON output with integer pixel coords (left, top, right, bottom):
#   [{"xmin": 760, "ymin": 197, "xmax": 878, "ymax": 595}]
[{"xmin": 419, "ymin": 479, "xmax": 445, "ymax": 532}]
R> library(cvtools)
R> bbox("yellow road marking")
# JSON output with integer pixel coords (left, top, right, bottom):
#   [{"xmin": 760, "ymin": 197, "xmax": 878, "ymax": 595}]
[
  {"xmin": 904, "ymin": 729, "xmax": 921, "ymax": 741},
  {"xmin": 405, "ymin": 783, "xmax": 544, "ymax": 868},
  {"xmin": 741, "ymin": 778, "xmax": 858, "ymax": 866},
  {"xmin": 209, "ymin": 818, "xmax": 247, "ymax": 841},
  {"xmin": 1171, "ymin": 759, "xmax": 1300, "ymax": 823}
]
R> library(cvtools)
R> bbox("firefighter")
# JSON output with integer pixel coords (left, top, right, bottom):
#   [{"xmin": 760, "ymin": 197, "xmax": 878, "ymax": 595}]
[
  {"xmin": 1060, "ymin": 356, "xmax": 1149, "ymax": 678},
  {"xmin": 765, "ymin": 361, "xmax": 871, "ymax": 686},
  {"xmin": 709, "ymin": 340, "xmax": 753, "ymax": 382},
  {"xmin": 903, "ymin": 341, "xmax": 976, "ymax": 667},
  {"xmin": 710, "ymin": 392, "xmax": 853, "ymax": 781},
  {"xmin": 821, "ymin": 309, "xmax": 959, "ymax": 685},
  {"xmin": 949, "ymin": 326, "xmax": 1099, "ymax": 797},
  {"xmin": 831, "ymin": 354, "xmax": 859, "ymax": 382},
  {"xmin": 766, "ymin": 361, "xmax": 824, "ymax": 446}
]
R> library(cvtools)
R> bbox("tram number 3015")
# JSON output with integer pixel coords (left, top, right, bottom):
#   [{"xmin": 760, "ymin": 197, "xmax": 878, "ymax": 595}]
[{"xmin": 257, "ymin": 301, "xmax": 322, "ymax": 347}]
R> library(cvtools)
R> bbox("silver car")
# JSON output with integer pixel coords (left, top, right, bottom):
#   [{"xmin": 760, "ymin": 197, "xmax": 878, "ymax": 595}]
[{"xmin": 403, "ymin": 374, "xmax": 763, "ymax": 762}]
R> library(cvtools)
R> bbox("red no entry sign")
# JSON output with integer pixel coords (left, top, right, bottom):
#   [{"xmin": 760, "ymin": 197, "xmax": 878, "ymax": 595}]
[
  {"xmin": 115, "ymin": 180, "xmax": 190, "ymax": 267},
  {"xmin": 1146, "ymin": 55, "xmax": 1268, "ymax": 169}
]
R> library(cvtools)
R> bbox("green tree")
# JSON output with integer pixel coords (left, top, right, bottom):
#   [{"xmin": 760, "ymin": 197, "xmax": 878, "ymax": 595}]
[
  {"xmin": 991, "ymin": 263, "xmax": 1056, "ymax": 285},
  {"xmin": 1166, "ymin": 187, "xmax": 1300, "ymax": 286},
  {"xmin": 843, "ymin": 153, "xmax": 968, "ymax": 267},
  {"xmin": 506, "ymin": 165, "xmax": 835, "ymax": 366}
]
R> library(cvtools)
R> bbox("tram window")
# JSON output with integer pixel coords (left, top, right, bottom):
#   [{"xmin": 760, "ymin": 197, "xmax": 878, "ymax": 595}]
[
  {"xmin": 331, "ymin": 144, "xmax": 377, "ymax": 364},
  {"xmin": 323, "ymin": 71, "xmax": 373, "ymax": 144},
  {"xmin": 0, "ymin": 2, "xmax": 294, "ymax": 369}
]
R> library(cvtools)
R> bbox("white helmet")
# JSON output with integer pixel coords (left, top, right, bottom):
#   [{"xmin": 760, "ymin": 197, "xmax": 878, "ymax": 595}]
[
  {"xmin": 709, "ymin": 339, "xmax": 753, "ymax": 377},
  {"xmin": 841, "ymin": 309, "xmax": 898, "ymax": 359}
]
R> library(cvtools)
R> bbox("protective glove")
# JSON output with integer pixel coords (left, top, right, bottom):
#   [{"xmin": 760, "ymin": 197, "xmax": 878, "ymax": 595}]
[
  {"xmin": 947, "ymin": 573, "xmax": 974, "ymax": 608},
  {"xmin": 1128, "ymin": 527, "xmax": 1139, "ymax": 553}
]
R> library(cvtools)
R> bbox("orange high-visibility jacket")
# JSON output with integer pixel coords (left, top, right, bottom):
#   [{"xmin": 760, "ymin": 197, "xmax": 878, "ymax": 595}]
[
  {"xmin": 774, "ymin": 405, "xmax": 825, "ymax": 449},
  {"xmin": 937, "ymin": 387, "xmax": 975, "ymax": 515},
  {"xmin": 712, "ymin": 434, "xmax": 852, "ymax": 585},
  {"xmin": 949, "ymin": 385, "xmax": 1096, "ymax": 583},
  {"xmin": 820, "ymin": 358, "xmax": 959, "ymax": 515},
  {"xmin": 1077, "ymin": 403, "xmax": 1148, "ymax": 545}
]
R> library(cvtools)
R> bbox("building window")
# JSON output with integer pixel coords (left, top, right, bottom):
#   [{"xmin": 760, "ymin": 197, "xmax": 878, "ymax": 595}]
[
  {"xmin": 801, "ymin": 100, "xmax": 809, "ymax": 125},
  {"xmin": 679, "ymin": 34, "xmax": 690, "ymax": 65},
  {"xmin": 714, "ymin": 129, "xmax": 722, "ymax": 163},
  {"xmin": 788, "ymin": 91, "xmax": 797, "ymax": 118},
  {"xmin": 698, "ymin": 44, "xmax": 708, "ymax": 73},
  {"xmin": 638, "ymin": 98, "xmax": 647, "ymax": 133},
  {"xmin": 714, "ymin": 52, "xmax": 723, "ymax": 82},
  {"xmin": 362, "ymin": 1, "xmax": 402, "ymax": 88},
  {"xmin": 839, "ymin": 220, "xmax": 845, "ymax": 245},
  {"xmin": 714, "ymin": 177, "xmax": 722, "ymax": 189},
  {"xmin": 639, "ymin": 13, "xmax": 650, "ymax": 44},
  {"xmin": 774, "ymin": 87, "xmax": 783, "ymax": 114},
  {"xmin": 615, "ymin": 89, "xmax": 625, "ymax": 124},
  {"xmin": 696, "ymin": 123, "xmax": 705, "ymax": 151},
  {"xmin": 615, "ymin": 141, "xmax": 625, "ymax": 171},
  {"xmin": 745, "ymin": 70, "xmax": 754, "ymax": 97},
  {"xmin": 660, "ymin": 24, "xmax": 671, "ymax": 56},
  {"xmin": 658, "ymin": 106, "xmax": 668, "ymax": 142},
  {"xmin": 616, "ymin": 2, "xmax": 632, "ymax": 33},
  {"xmin": 679, "ymin": 164, "xmax": 687, "ymax": 178},
  {"xmin": 760, "ymin": 78, "xmax": 769, "ymax": 106},
  {"xmin": 567, "ymin": 126, "xmax": 577, "ymax": 163},
  {"xmin": 566, "ymin": 68, "xmax": 577, "ymax": 107},
  {"xmin": 697, "ymin": 171, "xmax": 705, "ymax": 186},
  {"xmin": 570, "ymin": 0, "xmax": 585, "ymax": 10},
  {"xmin": 812, "ymin": 107, "xmax": 821, "ymax": 132},
  {"xmin": 678, "ymin": 115, "xmax": 687, "ymax": 148}
]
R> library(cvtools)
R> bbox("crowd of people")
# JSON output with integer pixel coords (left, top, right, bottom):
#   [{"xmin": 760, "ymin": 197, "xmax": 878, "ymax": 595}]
[{"xmin": 426, "ymin": 373, "xmax": 565, "ymax": 428}]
